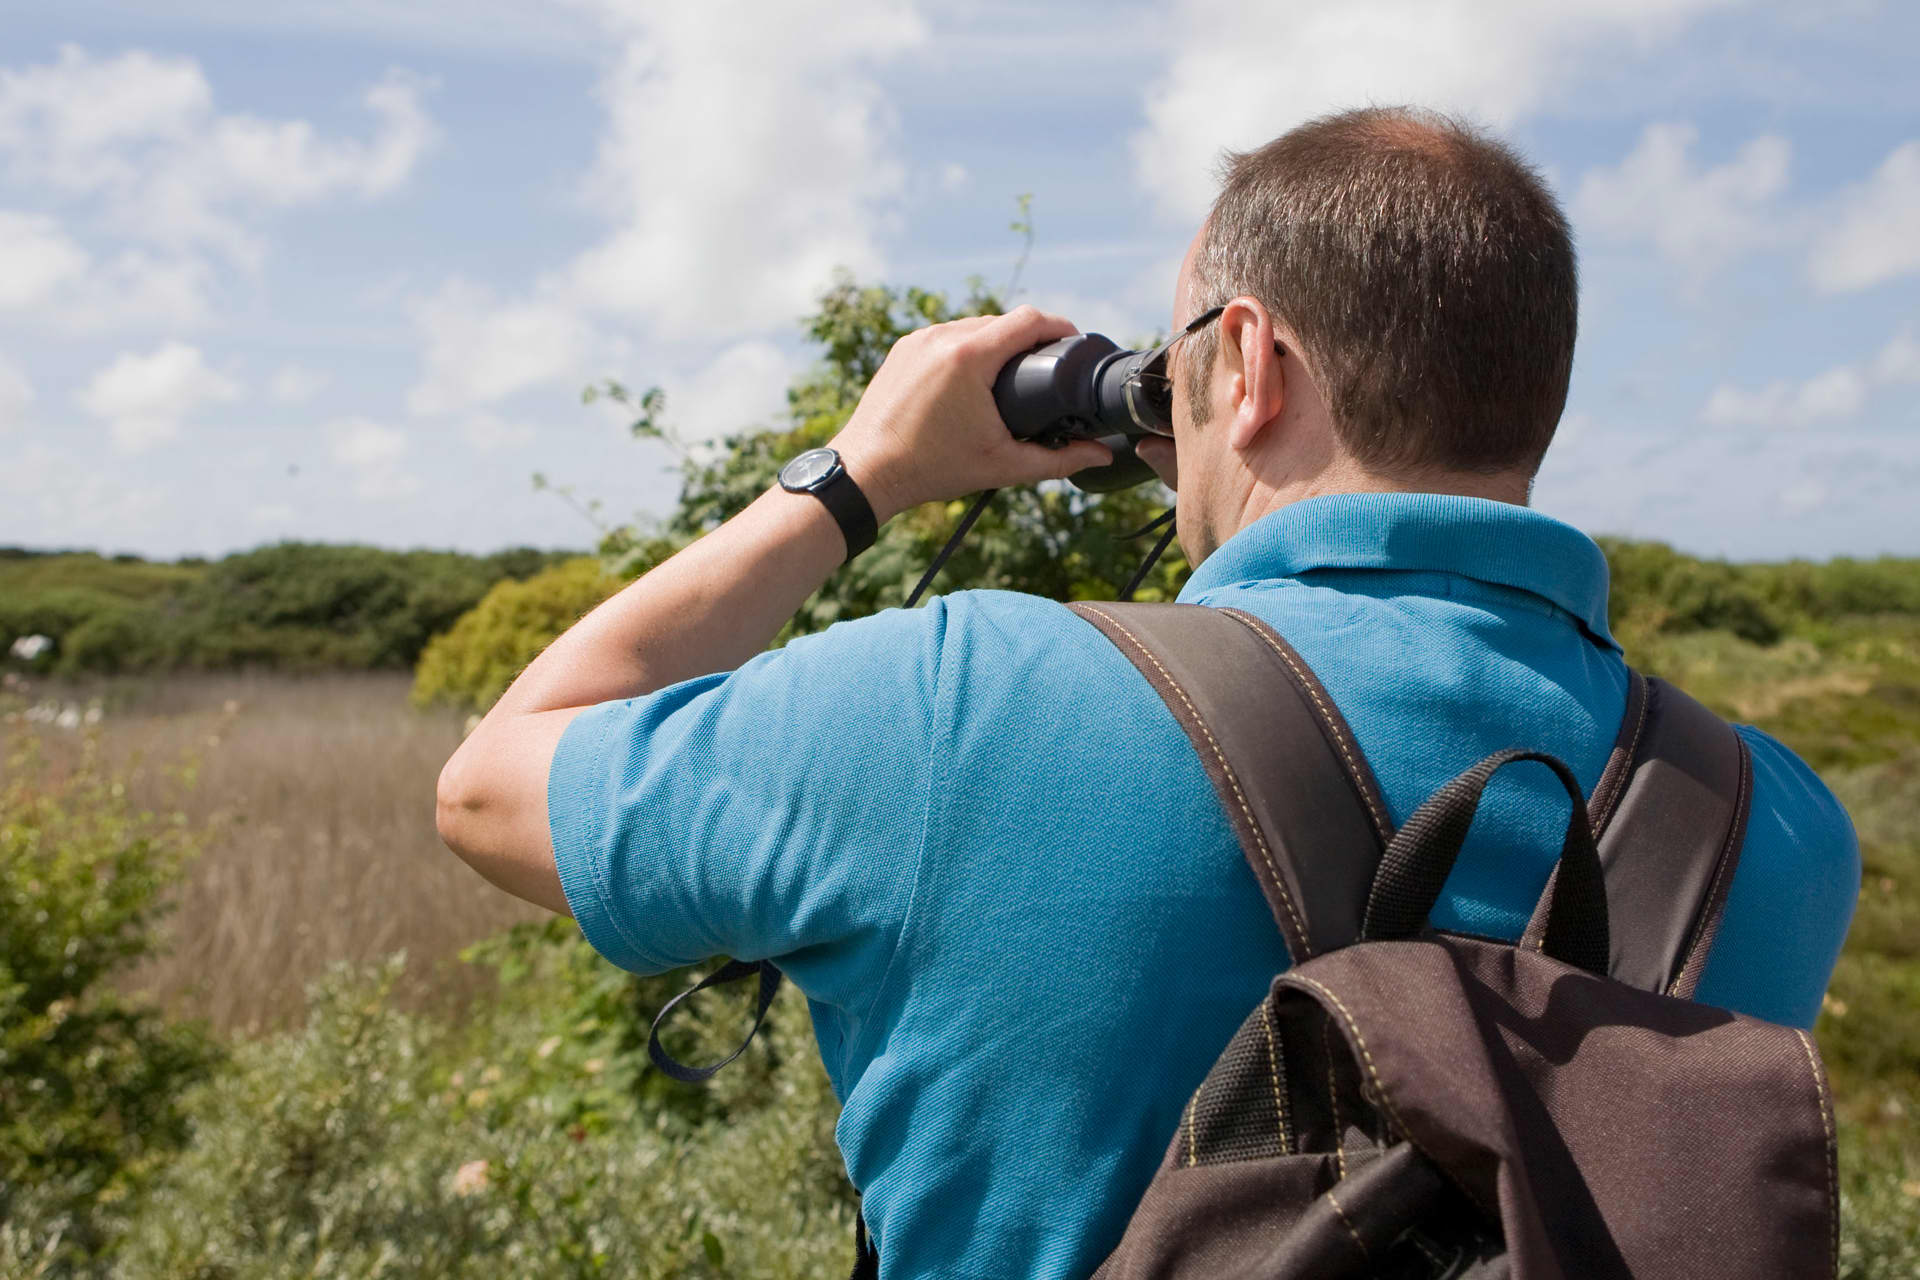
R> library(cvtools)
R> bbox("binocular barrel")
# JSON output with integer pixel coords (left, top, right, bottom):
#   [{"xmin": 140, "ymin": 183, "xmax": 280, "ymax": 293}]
[{"xmin": 991, "ymin": 333, "xmax": 1162, "ymax": 493}]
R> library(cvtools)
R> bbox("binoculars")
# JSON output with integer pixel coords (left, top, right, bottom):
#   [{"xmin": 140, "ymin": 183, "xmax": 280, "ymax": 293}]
[{"xmin": 991, "ymin": 331, "xmax": 1178, "ymax": 493}]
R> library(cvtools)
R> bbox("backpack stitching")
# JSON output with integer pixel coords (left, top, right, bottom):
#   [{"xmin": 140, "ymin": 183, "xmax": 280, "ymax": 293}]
[
  {"xmin": 1259, "ymin": 998, "xmax": 1290, "ymax": 1155},
  {"xmin": 1406, "ymin": 1231, "xmax": 1446, "ymax": 1269},
  {"xmin": 1793, "ymin": 1027, "xmax": 1839, "ymax": 1277},
  {"xmin": 1666, "ymin": 735, "xmax": 1752, "ymax": 996},
  {"xmin": 1220, "ymin": 608, "xmax": 1392, "ymax": 844},
  {"xmin": 1324, "ymin": 1014, "xmax": 1349, "ymax": 1181},
  {"xmin": 1183, "ymin": 1092, "xmax": 1199, "ymax": 1168},
  {"xmin": 1287, "ymin": 972, "xmax": 1498, "ymax": 1220},
  {"xmin": 1079, "ymin": 605, "xmax": 1312, "ymax": 955},
  {"xmin": 1536, "ymin": 672, "xmax": 1649, "ymax": 953},
  {"xmin": 1324, "ymin": 1187, "xmax": 1370, "ymax": 1262}
]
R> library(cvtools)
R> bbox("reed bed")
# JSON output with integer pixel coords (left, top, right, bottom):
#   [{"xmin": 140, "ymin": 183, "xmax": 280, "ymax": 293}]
[{"xmin": 6, "ymin": 671, "xmax": 541, "ymax": 1034}]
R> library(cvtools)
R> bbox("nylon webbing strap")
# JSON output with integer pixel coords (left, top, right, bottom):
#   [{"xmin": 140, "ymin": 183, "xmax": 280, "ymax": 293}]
[
  {"xmin": 1521, "ymin": 674, "xmax": 1752, "ymax": 996},
  {"xmin": 1068, "ymin": 602, "xmax": 1392, "ymax": 962},
  {"xmin": 646, "ymin": 958, "xmax": 783, "ymax": 1084}
]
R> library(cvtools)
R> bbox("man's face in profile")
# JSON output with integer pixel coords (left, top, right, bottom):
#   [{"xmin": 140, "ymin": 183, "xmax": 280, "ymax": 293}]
[{"xmin": 1166, "ymin": 222, "xmax": 1220, "ymax": 563}]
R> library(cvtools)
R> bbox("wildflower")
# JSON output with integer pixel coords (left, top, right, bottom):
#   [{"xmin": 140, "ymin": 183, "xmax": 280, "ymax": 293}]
[
  {"xmin": 537, "ymin": 1035, "xmax": 562, "ymax": 1059},
  {"xmin": 452, "ymin": 1159, "xmax": 491, "ymax": 1197}
]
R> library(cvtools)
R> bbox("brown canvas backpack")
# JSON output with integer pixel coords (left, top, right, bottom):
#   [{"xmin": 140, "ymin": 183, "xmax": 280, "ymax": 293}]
[{"xmin": 1064, "ymin": 601, "xmax": 1839, "ymax": 1280}]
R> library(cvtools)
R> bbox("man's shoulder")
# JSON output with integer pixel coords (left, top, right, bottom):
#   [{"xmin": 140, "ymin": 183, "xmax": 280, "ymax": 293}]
[
  {"xmin": 1688, "ymin": 721, "xmax": 1860, "ymax": 1027},
  {"xmin": 1734, "ymin": 723, "xmax": 1858, "ymax": 855}
]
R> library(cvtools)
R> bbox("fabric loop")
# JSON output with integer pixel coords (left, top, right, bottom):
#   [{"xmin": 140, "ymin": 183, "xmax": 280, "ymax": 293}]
[
  {"xmin": 1361, "ymin": 750, "xmax": 1610, "ymax": 975},
  {"xmin": 646, "ymin": 958, "xmax": 784, "ymax": 1084}
]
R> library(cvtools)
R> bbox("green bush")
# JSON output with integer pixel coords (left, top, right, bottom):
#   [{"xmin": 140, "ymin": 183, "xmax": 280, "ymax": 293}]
[
  {"xmin": 119, "ymin": 938, "xmax": 856, "ymax": 1279},
  {"xmin": 0, "ymin": 740, "xmax": 219, "ymax": 1272},
  {"xmin": 0, "ymin": 544, "xmax": 574, "ymax": 678},
  {"xmin": 411, "ymin": 559, "xmax": 622, "ymax": 713}
]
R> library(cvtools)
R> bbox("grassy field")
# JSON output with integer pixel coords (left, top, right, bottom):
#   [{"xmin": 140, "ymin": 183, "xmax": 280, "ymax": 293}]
[{"xmin": 4, "ymin": 672, "xmax": 538, "ymax": 1034}]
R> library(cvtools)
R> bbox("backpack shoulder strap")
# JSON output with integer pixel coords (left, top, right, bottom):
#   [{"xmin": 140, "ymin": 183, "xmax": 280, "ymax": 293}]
[
  {"xmin": 1522, "ymin": 671, "xmax": 1753, "ymax": 997},
  {"xmin": 1068, "ymin": 601, "xmax": 1392, "ymax": 962}
]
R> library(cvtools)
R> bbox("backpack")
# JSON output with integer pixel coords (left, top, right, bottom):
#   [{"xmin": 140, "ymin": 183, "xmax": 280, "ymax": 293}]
[{"xmin": 1068, "ymin": 601, "xmax": 1838, "ymax": 1280}]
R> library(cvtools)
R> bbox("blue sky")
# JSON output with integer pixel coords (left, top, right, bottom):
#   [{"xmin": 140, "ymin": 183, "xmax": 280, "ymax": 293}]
[{"xmin": 0, "ymin": 0, "xmax": 1915, "ymax": 562}]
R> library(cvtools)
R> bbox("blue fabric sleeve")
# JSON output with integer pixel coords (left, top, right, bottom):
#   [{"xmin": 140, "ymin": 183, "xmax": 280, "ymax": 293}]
[
  {"xmin": 546, "ymin": 601, "xmax": 946, "ymax": 1010},
  {"xmin": 1691, "ymin": 725, "xmax": 1861, "ymax": 1028}
]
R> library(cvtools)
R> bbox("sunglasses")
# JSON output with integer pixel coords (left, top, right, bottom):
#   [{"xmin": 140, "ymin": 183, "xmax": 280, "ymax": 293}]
[{"xmin": 1121, "ymin": 304, "xmax": 1288, "ymax": 435}]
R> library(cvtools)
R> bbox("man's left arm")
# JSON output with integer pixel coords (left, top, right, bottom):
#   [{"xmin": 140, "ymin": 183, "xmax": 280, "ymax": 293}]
[{"xmin": 434, "ymin": 306, "xmax": 1112, "ymax": 915}]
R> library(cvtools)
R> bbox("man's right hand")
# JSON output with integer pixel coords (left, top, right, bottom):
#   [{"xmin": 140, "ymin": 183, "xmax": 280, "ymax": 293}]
[{"xmin": 829, "ymin": 306, "xmax": 1115, "ymax": 525}]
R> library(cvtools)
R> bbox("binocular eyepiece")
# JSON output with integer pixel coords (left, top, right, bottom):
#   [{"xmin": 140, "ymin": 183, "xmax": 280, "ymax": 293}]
[{"xmin": 992, "ymin": 331, "xmax": 1177, "ymax": 493}]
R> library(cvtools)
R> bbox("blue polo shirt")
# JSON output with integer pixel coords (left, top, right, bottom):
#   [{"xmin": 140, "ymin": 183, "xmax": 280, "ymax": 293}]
[{"xmin": 548, "ymin": 493, "xmax": 1858, "ymax": 1280}]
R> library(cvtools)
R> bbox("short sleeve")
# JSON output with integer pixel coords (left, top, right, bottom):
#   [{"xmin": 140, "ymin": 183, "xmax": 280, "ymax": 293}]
[
  {"xmin": 1690, "ymin": 725, "xmax": 1861, "ymax": 1028},
  {"xmin": 547, "ymin": 600, "xmax": 947, "ymax": 1002}
]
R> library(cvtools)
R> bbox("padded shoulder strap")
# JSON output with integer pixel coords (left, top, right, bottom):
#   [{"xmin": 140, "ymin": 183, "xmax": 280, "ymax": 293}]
[
  {"xmin": 1522, "ymin": 672, "xmax": 1753, "ymax": 997},
  {"xmin": 1068, "ymin": 601, "xmax": 1392, "ymax": 962}
]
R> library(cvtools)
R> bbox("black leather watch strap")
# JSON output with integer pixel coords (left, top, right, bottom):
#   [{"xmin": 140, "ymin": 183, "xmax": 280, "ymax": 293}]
[
  {"xmin": 813, "ymin": 467, "xmax": 878, "ymax": 562},
  {"xmin": 780, "ymin": 448, "xmax": 877, "ymax": 563}
]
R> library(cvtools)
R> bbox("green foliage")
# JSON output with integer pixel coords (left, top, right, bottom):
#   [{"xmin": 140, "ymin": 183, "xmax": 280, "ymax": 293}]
[
  {"xmin": 0, "ymin": 740, "xmax": 219, "ymax": 1271},
  {"xmin": 117, "ymin": 941, "xmax": 856, "ymax": 1279},
  {"xmin": 410, "ymin": 559, "xmax": 624, "ymax": 714},
  {"xmin": 0, "ymin": 545, "xmax": 572, "ymax": 678}
]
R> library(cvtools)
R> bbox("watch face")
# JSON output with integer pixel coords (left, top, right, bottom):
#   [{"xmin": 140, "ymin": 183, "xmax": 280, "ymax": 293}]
[{"xmin": 782, "ymin": 447, "xmax": 840, "ymax": 491}]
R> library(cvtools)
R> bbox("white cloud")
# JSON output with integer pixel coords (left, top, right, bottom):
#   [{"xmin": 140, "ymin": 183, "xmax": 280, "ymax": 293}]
[
  {"xmin": 400, "ymin": 2, "xmax": 925, "ymax": 422},
  {"xmin": 460, "ymin": 413, "xmax": 536, "ymax": 452},
  {"xmin": 939, "ymin": 161, "xmax": 970, "ymax": 192},
  {"xmin": 327, "ymin": 416, "xmax": 418, "ymax": 498},
  {"xmin": 1702, "ymin": 366, "xmax": 1865, "ymax": 428},
  {"xmin": 268, "ymin": 364, "xmax": 327, "ymax": 403},
  {"xmin": 561, "ymin": 1, "xmax": 926, "ymax": 337},
  {"xmin": 1132, "ymin": 0, "xmax": 1743, "ymax": 223},
  {"xmin": 77, "ymin": 340, "xmax": 239, "ymax": 451},
  {"xmin": 1872, "ymin": 331, "xmax": 1920, "ymax": 384},
  {"xmin": 660, "ymin": 340, "xmax": 794, "ymax": 444},
  {"xmin": 0, "ymin": 46, "xmax": 435, "ymax": 265},
  {"xmin": 0, "ymin": 355, "xmax": 31, "ymax": 430},
  {"xmin": 1574, "ymin": 123, "xmax": 1791, "ymax": 275},
  {"xmin": 1702, "ymin": 330, "xmax": 1918, "ymax": 429},
  {"xmin": 406, "ymin": 279, "xmax": 597, "ymax": 414},
  {"xmin": 0, "ymin": 211, "xmax": 210, "ymax": 333},
  {"xmin": 1807, "ymin": 139, "xmax": 1920, "ymax": 294},
  {"xmin": 0, "ymin": 210, "xmax": 89, "ymax": 308}
]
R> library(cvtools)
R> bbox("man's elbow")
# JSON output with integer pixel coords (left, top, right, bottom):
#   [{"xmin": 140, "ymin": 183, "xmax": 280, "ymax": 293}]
[{"xmin": 435, "ymin": 748, "xmax": 485, "ymax": 863}]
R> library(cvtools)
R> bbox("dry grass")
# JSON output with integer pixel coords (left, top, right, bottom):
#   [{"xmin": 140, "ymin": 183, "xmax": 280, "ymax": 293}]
[{"xmin": 5, "ymin": 672, "xmax": 540, "ymax": 1035}]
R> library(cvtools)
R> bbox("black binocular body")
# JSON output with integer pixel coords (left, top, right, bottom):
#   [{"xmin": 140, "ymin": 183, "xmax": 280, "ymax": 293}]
[{"xmin": 991, "ymin": 332, "xmax": 1170, "ymax": 493}]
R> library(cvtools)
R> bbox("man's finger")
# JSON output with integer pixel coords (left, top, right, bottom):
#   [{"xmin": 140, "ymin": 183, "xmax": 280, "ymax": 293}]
[
  {"xmin": 1005, "ymin": 438, "xmax": 1112, "ymax": 486},
  {"xmin": 975, "ymin": 305, "xmax": 1078, "ymax": 366}
]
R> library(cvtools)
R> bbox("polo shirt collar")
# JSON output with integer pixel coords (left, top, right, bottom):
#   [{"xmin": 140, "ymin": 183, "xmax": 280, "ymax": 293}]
[{"xmin": 1175, "ymin": 492, "xmax": 1622, "ymax": 653}]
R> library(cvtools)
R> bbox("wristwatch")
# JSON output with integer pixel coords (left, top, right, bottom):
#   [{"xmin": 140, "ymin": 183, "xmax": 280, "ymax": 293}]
[{"xmin": 779, "ymin": 447, "xmax": 878, "ymax": 563}]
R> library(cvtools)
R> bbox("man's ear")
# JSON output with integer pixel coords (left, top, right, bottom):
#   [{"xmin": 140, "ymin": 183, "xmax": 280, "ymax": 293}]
[{"xmin": 1220, "ymin": 298, "xmax": 1284, "ymax": 453}]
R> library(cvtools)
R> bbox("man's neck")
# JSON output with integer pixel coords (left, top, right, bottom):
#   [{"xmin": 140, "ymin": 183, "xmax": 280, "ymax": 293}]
[{"xmin": 1223, "ymin": 458, "xmax": 1532, "ymax": 546}]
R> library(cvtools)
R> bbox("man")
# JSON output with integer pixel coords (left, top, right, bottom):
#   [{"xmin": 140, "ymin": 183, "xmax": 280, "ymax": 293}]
[{"xmin": 436, "ymin": 107, "xmax": 1858, "ymax": 1278}]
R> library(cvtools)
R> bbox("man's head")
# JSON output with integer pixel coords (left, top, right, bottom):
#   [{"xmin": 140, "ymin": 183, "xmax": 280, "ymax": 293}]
[{"xmin": 1153, "ymin": 106, "xmax": 1578, "ymax": 562}]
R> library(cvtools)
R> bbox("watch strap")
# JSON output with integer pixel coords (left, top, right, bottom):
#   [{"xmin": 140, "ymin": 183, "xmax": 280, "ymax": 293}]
[
  {"xmin": 782, "ymin": 453, "xmax": 877, "ymax": 563},
  {"xmin": 816, "ymin": 467, "xmax": 877, "ymax": 562}
]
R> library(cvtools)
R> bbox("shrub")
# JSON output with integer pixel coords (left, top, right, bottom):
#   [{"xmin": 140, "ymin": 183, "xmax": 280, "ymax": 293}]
[
  {"xmin": 0, "ymin": 738, "xmax": 219, "ymax": 1271},
  {"xmin": 120, "ymin": 938, "xmax": 856, "ymax": 1278},
  {"xmin": 411, "ymin": 559, "xmax": 622, "ymax": 713},
  {"xmin": 0, "ymin": 545, "xmax": 574, "ymax": 679}
]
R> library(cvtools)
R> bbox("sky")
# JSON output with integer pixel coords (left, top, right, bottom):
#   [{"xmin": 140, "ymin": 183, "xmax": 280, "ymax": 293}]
[{"xmin": 0, "ymin": 0, "xmax": 1915, "ymax": 563}]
